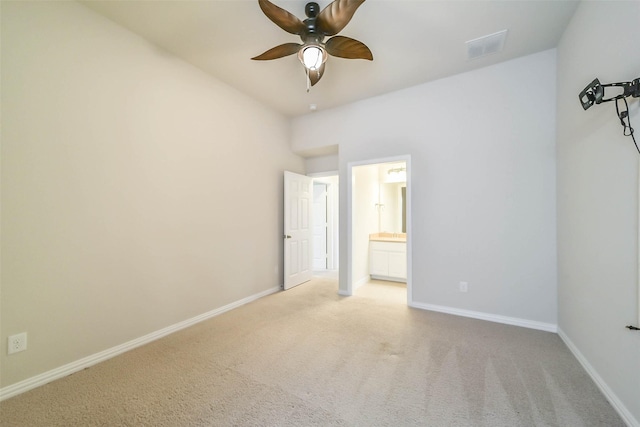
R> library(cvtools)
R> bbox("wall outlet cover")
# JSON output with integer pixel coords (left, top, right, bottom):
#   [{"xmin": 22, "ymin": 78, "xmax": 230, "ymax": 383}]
[{"xmin": 8, "ymin": 333, "xmax": 27, "ymax": 355}]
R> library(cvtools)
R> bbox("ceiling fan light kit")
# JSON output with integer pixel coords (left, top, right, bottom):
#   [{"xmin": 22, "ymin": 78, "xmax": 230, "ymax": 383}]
[
  {"xmin": 299, "ymin": 45, "xmax": 326, "ymax": 70},
  {"xmin": 251, "ymin": 0, "xmax": 373, "ymax": 90}
]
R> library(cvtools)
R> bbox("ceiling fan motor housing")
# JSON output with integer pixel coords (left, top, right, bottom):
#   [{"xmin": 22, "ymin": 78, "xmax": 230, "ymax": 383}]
[
  {"xmin": 305, "ymin": 2, "xmax": 320, "ymax": 18},
  {"xmin": 303, "ymin": 2, "xmax": 323, "ymax": 41}
]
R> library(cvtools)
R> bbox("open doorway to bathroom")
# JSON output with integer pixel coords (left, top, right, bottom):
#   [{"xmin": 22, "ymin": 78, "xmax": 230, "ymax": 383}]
[{"xmin": 347, "ymin": 156, "xmax": 411, "ymax": 305}]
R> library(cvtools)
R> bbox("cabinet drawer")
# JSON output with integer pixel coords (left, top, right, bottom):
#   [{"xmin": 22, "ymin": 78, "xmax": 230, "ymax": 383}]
[{"xmin": 369, "ymin": 241, "xmax": 406, "ymax": 253}]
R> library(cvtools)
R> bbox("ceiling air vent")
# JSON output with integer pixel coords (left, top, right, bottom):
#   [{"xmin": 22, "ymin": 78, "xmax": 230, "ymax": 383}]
[{"xmin": 466, "ymin": 29, "xmax": 508, "ymax": 60}]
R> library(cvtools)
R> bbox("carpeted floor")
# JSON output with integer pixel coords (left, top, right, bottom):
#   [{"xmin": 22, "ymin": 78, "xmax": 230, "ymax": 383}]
[{"xmin": 0, "ymin": 277, "xmax": 624, "ymax": 426}]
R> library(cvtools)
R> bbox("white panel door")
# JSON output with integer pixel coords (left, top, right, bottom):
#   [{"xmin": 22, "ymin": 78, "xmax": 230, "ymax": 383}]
[
  {"xmin": 313, "ymin": 183, "xmax": 328, "ymax": 270},
  {"xmin": 284, "ymin": 171, "xmax": 313, "ymax": 290}
]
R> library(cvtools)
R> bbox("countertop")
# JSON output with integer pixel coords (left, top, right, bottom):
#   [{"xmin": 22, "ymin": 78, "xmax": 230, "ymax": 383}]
[{"xmin": 369, "ymin": 232, "xmax": 407, "ymax": 243}]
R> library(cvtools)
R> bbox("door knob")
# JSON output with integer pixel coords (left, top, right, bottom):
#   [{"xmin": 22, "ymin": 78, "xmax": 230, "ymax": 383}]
[{"xmin": 284, "ymin": 235, "xmax": 292, "ymax": 239}]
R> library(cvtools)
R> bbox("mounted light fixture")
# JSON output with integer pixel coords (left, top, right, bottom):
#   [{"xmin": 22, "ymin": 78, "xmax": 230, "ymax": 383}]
[
  {"xmin": 299, "ymin": 44, "xmax": 326, "ymax": 71},
  {"xmin": 387, "ymin": 167, "xmax": 406, "ymax": 175},
  {"xmin": 386, "ymin": 166, "xmax": 406, "ymax": 183}
]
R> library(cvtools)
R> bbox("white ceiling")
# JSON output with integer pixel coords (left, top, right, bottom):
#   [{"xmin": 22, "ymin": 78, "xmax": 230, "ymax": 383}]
[{"xmin": 82, "ymin": 0, "xmax": 580, "ymax": 117}]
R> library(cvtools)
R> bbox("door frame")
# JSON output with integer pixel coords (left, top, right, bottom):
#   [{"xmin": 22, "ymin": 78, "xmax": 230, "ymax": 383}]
[{"xmin": 346, "ymin": 155, "xmax": 413, "ymax": 305}]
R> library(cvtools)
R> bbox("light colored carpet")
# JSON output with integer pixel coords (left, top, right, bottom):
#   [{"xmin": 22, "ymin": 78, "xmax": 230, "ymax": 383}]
[{"xmin": 0, "ymin": 277, "xmax": 623, "ymax": 426}]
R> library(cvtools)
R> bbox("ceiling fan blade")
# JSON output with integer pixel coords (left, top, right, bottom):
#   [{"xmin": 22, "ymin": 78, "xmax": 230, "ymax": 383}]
[
  {"xmin": 252, "ymin": 43, "xmax": 302, "ymax": 60},
  {"xmin": 309, "ymin": 63, "xmax": 326, "ymax": 86},
  {"xmin": 325, "ymin": 36, "xmax": 373, "ymax": 60},
  {"xmin": 258, "ymin": 0, "xmax": 306, "ymax": 35},
  {"xmin": 316, "ymin": 0, "xmax": 366, "ymax": 36}
]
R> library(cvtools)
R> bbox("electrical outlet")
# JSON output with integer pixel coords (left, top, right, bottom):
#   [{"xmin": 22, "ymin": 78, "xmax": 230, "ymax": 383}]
[
  {"xmin": 8, "ymin": 333, "xmax": 27, "ymax": 355},
  {"xmin": 459, "ymin": 281, "xmax": 468, "ymax": 293}
]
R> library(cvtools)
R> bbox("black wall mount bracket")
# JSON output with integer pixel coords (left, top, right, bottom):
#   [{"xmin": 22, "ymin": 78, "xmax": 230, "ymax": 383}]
[
  {"xmin": 579, "ymin": 77, "xmax": 640, "ymax": 110},
  {"xmin": 579, "ymin": 76, "xmax": 640, "ymax": 154}
]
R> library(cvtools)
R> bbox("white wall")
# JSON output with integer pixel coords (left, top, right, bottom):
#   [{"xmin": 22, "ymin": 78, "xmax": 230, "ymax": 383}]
[
  {"xmin": 556, "ymin": 1, "xmax": 640, "ymax": 425},
  {"xmin": 292, "ymin": 50, "xmax": 558, "ymax": 326},
  {"xmin": 305, "ymin": 153, "xmax": 338, "ymax": 175},
  {"xmin": 1, "ymin": 1, "xmax": 304, "ymax": 388}
]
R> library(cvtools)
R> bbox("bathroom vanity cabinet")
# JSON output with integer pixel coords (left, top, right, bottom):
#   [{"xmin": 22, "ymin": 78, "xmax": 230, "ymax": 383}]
[{"xmin": 369, "ymin": 236, "xmax": 407, "ymax": 282}]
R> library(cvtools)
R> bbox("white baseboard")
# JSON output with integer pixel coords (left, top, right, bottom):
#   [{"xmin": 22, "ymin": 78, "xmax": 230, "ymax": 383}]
[
  {"xmin": 370, "ymin": 275, "xmax": 407, "ymax": 283},
  {"xmin": 338, "ymin": 276, "xmax": 369, "ymax": 296},
  {"xmin": 0, "ymin": 286, "xmax": 280, "ymax": 402},
  {"xmin": 353, "ymin": 276, "xmax": 369, "ymax": 291},
  {"xmin": 557, "ymin": 328, "xmax": 638, "ymax": 427},
  {"xmin": 410, "ymin": 301, "xmax": 558, "ymax": 333}
]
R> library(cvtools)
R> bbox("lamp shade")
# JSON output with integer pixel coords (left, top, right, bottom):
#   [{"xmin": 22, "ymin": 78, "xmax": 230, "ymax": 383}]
[{"xmin": 300, "ymin": 45, "xmax": 325, "ymax": 70}]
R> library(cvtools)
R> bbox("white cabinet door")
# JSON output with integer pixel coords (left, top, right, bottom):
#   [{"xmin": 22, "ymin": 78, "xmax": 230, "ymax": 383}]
[
  {"xmin": 369, "ymin": 241, "xmax": 407, "ymax": 282},
  {"xmin": 370, "ymin": 249, "xmax": 389, "ymax": 276},
  {"xmin": 388, "ymin": 251, "xmax": 407, "ymax": 279}
]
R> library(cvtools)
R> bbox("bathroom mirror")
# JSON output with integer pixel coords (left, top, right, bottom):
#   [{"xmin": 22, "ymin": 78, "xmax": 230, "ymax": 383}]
[{"xmin": 379, "ymin": 182, "xmax": 406, "ymax": 233}]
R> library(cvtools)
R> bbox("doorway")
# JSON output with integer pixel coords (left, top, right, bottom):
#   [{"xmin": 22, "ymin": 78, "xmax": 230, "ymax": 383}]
[
  {"xmin": 313, "ymin": 182, "xmax": 328, "ymax": 270},
  {"xmin": 346, "ymin": 156, "xmax": 412, "ymax": 305},
  {"xmin": 311, "ymin": 174, "xmax": 339, "ymax": 277}
]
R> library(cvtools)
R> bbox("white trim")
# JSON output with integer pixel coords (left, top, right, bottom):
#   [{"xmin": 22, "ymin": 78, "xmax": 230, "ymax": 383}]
[
  {"xmin": 346, "ymin": 155, "xmax": 412, "ymax": 304},
  {"xmin": 404, "ymin": 157, "xmax": 413, "ymax": 306},
  {"xmin": 410, "ymin": 301, "xmax": 558, "ymax": 333},
  {"xmin": 370, "ymin": 275, "xmax": 406, "ymax": 283},
  {"xmin": 558, "ymin": 328, "xmax": 639, "ymax": 427},
  {"xmin": 353, "ymin": 275, "xmax": 369, "ymax": 292},
  {"xmin": 346, "ymin": 163, "xmax": 354, "ymax": 296},
  {"xmin": 0, "ymin": 286, "xmax": 280, "ymax": 402},
  {"xmin": 307, "ymin": 170, "xmax": 339, "ymax": 178}
]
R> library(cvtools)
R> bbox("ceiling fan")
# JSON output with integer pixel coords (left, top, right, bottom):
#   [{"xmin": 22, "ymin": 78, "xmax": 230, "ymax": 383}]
[{"xmin": 251, "ymin": 0, "xmax": 373, "ymax": 88}]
